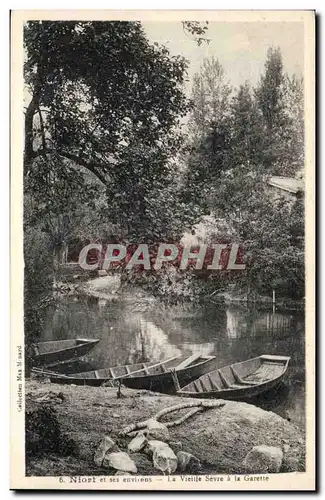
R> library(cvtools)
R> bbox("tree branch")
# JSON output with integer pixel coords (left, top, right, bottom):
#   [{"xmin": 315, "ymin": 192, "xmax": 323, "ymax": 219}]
[
  {"xmin": 24, "ymin": 95, "xmax": 39, "ymax": 174},
  {"xmin": 32, "ymin": 147, "xmax": 108, "ymax": 186},
  {"xmin": 37, "ymin": 107, "xmax": 46, "ymax": 150},
  {"xmin": 24, "ymin": 64, "xmax": 44, "ymax": 174}
]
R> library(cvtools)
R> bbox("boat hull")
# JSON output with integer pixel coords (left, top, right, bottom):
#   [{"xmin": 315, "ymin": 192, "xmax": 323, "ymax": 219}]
[
  {"xmin": 177, "ymin": 354, "xmax": 290, "ymax": 402},
  {"xmin": 122, "ymin": 356, "xmax": 218, "ymax": 392},
  {"xmin": 46, "ymin": 355, "xmax": 218, "ymax": 393},
  {"xmin": 178, "ymin": 373, "xmax": 286, "ymax": 401},
  {"xmin": 34, "ymin": 339, "xmax": 99, "ymax": 367}
]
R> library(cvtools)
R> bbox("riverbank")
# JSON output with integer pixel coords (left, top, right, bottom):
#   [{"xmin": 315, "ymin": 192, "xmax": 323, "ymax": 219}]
[
  {"xmin": 26, "ymin": 379, "xmax": 305, "ymax": 477},
  {"xmin": 56, "ymin": 265, "xmax": 304, "ymax": 310},
  {"xmin": 82, "ymin": 274, "xmax": 121, "ymax": 300}
]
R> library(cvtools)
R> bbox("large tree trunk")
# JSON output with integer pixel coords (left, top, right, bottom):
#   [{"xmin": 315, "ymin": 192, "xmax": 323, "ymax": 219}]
[{"xmin": 24, "ymin": 69, "xmax": 44, "ymax": 175}]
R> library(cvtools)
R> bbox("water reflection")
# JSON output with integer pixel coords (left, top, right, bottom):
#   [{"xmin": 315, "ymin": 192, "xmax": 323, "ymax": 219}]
[
  {"xmin": 43, "ymin": 296, "xmax": 305, "ymax": 428},
  {"xmin": 139, "ymin": 319, "xmax": 182, "ymax": 360}
]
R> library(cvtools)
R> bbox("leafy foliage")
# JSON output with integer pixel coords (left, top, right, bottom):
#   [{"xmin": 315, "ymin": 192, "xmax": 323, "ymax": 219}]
[
  {"xmin": 188, "ymin": 57, "xmax": 232, "ymax": 140},
  {"xmin": 255, "ymin": 47, "xmax": 286, "ymax": 130},
  {"xmin": 23, "ymin": 20, "xmax": 211, "ymax": 322},
  {"xmin": 24, "ymin": 21, "xmax": 191, "ymax": 185},
  {"xmin": 184, "ymin": 48, "xmax": 305, "ymax": 300},
  {"xmin": 23, "ymin": 21, "xmax": 304, "ymax": 306},
  {"xmin": 24, "ymin": 220, "xmax": 53, "ymax": 369},
  {"xmin": 182, "ymin": 21, "xmax": 211, "ymax": 46},
  {"xmin": 24, "ymin": 21, "xmax": 206, "ymax": 245}
]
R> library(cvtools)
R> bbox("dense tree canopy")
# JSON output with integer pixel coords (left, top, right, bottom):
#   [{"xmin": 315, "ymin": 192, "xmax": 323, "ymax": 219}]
[
  {"xmin": 24, "ymin": 21, "xmax": 191, "ymax": 184},
  {"xmin": 23, "ymin": 20, "xmax": 215, "ymax": 344},
  {"xmin": 24, "ymin": 22, "xmax": 305, "ymax": 312},
  {"xmin": 183, "ymin": 48, "xmax": 304, "ymax": 299}
]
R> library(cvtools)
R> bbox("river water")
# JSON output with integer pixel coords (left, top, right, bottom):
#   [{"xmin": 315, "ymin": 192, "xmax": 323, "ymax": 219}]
[{"xmin": 42, "ymin": 295, "xmax": 305, "ymax": 429}]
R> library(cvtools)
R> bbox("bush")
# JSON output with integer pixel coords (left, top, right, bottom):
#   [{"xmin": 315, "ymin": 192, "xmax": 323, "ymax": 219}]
[{"xmin": 26, "ymin": 405, "xmax": 78, "ymax": 457}]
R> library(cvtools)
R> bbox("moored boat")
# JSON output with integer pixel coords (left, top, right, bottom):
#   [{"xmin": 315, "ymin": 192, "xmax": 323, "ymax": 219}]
[
  {"xmin": 177, "ymin": 354, "xmax": 290, "ymax": 401},
  {"xmin": 39, "ymin": 353, "xmax": 218, "ymax": 393},
  {"xmin": 32, "ymin": 338, "xmax": 99, "ymax": 367}
]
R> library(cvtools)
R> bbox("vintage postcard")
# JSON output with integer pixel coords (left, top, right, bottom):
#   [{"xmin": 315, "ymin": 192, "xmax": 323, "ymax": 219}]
[{"xmin": 10, "ymin": 10, "xmax": 315, "ymax": 491}]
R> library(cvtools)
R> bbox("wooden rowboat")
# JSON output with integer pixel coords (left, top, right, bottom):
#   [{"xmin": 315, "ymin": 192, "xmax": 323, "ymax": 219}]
[
  {"xmin": 177, "ymin": 355, "xmax": 290, "ymax": 401},
  {"xmin": 32, "ymin": 338, "xmax": 99, "ymax": 367},
  {"xmin": 40, "ymin": 354, "xmax": 218, "ymax": 393}
]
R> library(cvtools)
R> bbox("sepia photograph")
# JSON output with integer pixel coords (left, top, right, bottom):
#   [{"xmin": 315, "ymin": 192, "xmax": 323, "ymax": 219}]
[{"xmin": 10, "ymin": 10, "xmax": 315, "ymax": 491}]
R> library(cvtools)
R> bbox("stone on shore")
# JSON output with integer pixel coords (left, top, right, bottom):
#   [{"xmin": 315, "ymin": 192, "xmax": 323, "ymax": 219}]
[
  {"xmin": 127, "ymin": 433, "xmax": 147, "ymax": 453},
  {"xmin": 177, "ymin": 451, "xmax": 201, "ymax": 473},
  {"xmin": 153, "ymin": 444, "xmax": 177, "ymax": 475},
  {"xmin": 243, "ymin": 446, "xmax": 283, "ymax": 473},
  {"xmin": 94, "ymin": 436, "xmax": 117, "ymax": 466},
  {"xmin": 103, "ymin": 452, "xmax": 137, "ymax": 473},
  {"xmin": 146, "ymin": 419, "xmax": 170, "ymax": 441},
  {"xmin": 144, "ymin": 440, "xmax": 169, "ymax": 457}
]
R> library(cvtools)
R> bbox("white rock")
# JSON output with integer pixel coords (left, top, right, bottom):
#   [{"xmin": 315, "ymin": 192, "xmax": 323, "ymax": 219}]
[
  {"xmin": 103, "ymin": 451, "xmax": 137, "ymax": 473},
  {"xmin": 98, "ymin": 269, "xmax": 108, "ymax": 276},
  {"xmin": 243, "ymin": 446, "xmax": 283, "ymax": 473},
  {"xmin": 115, "ymin": 471, "xmax": 132, "ymax": 476},
  {"xmin": 153, "ymin": 445, "xmax": 177, "ymax": 475},
  {"xmin": 128, "ymin": 433, "xmax": 147, "ymax": 453},
  {"xmin": 177, "ymin": 451, "xmax": 201, "ymax": 473},
  {"xmin": 94, "ymin": 436, "xmax": 116, "ymax": 466},
  {"xmin": 145, "ymin": 440, "xmax": 169, "ymax": 457},
  {"xmin": 146, "ymin": 418, "xmax": 170, "ymax": 441}
]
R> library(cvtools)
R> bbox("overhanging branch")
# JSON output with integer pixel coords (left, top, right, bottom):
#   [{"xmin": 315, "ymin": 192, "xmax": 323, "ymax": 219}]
[
  {"xmin": 32, "ymin": 148, "xmax": 108, "ymax": 186},
  {"xmin": 37, "ymin": 107, "xmax": 46, "ymax": 150}
]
